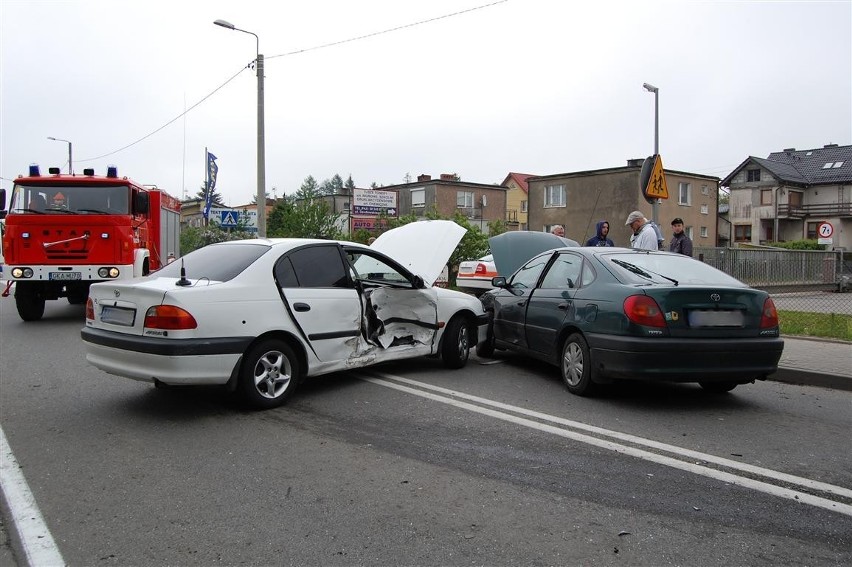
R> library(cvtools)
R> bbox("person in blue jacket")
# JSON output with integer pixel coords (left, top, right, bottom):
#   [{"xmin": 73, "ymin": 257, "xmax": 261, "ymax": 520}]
[{"xmin": 585, "ymin": 220, "xmax": 614, "ymax": 247}]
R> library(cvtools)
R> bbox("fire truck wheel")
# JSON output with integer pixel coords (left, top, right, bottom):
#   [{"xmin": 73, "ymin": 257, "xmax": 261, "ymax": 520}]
[{"xmin": 15, "ymin": 285, "xmax": 46, "ymax": 321}]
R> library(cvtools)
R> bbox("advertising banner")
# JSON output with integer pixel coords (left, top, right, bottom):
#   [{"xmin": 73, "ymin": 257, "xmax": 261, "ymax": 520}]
[{"xmin": 353, "ymin": 188, "xmax": 397, "ymax": 216}]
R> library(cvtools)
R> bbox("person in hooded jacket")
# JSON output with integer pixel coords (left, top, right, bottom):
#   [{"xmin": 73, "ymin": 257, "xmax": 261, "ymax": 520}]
[{"xmin": 585, "ymin": 220, "xmax": 614, "ymax": 247}]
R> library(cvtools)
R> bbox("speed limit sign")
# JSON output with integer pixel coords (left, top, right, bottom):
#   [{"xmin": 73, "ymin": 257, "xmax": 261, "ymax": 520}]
[{"xmin": 818, "ymin": 222, "xmax": 834, "ymax": 238}]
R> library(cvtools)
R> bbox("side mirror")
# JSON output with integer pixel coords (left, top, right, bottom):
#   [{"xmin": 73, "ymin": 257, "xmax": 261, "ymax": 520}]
[
  {"xmin": 0, "ymin": 188, "xmax": 6, "ymax": 211},
  {"xmin": 491, "ymin": 276, "xmax": 507, "ymax": 288},
  {"xmin": 134, "ymin": 192, "xmax": 150, "ymax": 215},
  {"xmin": 412, "ymin": 275, "xmax": 425, "ymax": 289}
]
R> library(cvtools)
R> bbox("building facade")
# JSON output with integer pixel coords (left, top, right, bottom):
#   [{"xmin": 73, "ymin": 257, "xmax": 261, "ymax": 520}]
[
  {"xmin": 527, "ymin": 160, "xmax": 719, "ymax": 248},
  {"xmin": 721, "ymin": 144, "xmax": 852, "ymax": 250},
  {"xmin": 501, "ymin": 172, "xmax": 533, "ymax": 230}
]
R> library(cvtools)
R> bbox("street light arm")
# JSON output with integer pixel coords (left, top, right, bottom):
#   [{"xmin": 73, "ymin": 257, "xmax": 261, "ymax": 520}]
[{"xmin": 213, "ymin": 19, "xmax": 259, "ymax": 55}]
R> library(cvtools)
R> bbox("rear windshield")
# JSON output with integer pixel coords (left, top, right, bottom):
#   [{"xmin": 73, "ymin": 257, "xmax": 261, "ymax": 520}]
[
  {"xmin": 602, "ymin": 252, "xmax": 746, "ymax": 286},
  {"xmin": 152, "ymin": 242, "xmax": 269, "ymax": 282}
]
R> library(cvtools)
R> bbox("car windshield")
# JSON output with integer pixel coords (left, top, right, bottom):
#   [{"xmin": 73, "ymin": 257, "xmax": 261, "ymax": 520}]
[
  {"xmin": 9, "ymin": 183, "xmax": 130, "ymax": 214},
  {"xmin": 603, "ymin": 252, "xmax": 746, "ymax": 286},
  {"xmin": 152, "ymin": 242, "xmax": 270, "ymax": 282}
]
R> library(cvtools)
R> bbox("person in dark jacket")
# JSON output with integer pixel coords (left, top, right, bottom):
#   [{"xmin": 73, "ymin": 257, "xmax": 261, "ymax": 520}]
[
  {"xmin": 669, "ymin": 217, "xmax": 693, "ymax": 256},
  {"xmin": 585, "ymin": 220, "xmax": 614, "ymax": 247}
]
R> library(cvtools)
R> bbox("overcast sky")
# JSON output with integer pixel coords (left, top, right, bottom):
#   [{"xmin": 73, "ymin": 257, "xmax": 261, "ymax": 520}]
[{"xmin": 2, "ymin": 0, "xmax": 850, "ymax": 206}]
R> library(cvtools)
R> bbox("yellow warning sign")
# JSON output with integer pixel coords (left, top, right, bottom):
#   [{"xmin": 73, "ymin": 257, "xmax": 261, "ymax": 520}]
[{"xmin": 644, "ymin": 155, "xmax": 669, "ymax": 200}]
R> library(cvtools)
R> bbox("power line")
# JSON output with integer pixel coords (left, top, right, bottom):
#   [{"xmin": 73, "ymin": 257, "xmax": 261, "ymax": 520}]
[{"xmin": 76, "ymin": 0, "xmax": 510, "ymax": 164}]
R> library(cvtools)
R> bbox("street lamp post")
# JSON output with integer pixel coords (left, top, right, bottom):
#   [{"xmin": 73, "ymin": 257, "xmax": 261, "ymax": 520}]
[
  {"xmin": 642, "ymin": 83, "xmax": 659, "ymax": 225},
  {"xmin": 47, "ymin": 137, "xmax": 73, "ymax": 174},
  {"xmin": 214, "ymin": 19, "xmax": 267, "ymax": 238}
]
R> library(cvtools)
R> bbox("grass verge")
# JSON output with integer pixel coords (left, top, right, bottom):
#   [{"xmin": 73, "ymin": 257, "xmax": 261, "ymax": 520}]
[{"xmin": 778, "ymin": 310, "xmax": 852, "ymax": 341}]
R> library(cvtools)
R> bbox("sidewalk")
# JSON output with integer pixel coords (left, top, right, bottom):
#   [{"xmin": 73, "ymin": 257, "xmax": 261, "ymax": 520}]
[{"xmin": 772, "ymin": 335, "xmax": 852, "ymax": 391}]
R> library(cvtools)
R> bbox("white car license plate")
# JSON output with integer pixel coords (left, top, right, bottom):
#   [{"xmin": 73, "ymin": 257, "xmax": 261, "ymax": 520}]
[
  {"xmin": 49, "ymin": 272, "xmax": 82, "ymax": 280},
  {"xmin": 688, "ymin": 309, "xmax": 744, "ymax": 327},
  {"xmin": 101, "ymin": 305, "xmax": 136, "ymax": 326}
]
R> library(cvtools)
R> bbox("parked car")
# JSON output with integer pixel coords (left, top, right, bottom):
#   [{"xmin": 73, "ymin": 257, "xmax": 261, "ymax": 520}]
[
  {"xmin": 477, "ymin": 233, "xmax": 783, "ymax": 395},
  {"xmin": 456, "ymin": 254, "xmax": 498, "ymax": 294},
  {"xmin": 82, "ymin": 220, "xmax": 488, "ymax": 409}
]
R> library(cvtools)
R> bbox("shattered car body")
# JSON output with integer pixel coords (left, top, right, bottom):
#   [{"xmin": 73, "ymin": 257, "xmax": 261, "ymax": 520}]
[{"xmin": 82, "ymin": 220, "xmax": 488, "ymax": 409}]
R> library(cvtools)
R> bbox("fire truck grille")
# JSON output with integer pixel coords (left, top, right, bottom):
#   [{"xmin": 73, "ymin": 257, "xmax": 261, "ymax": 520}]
[{"xmin": 45, "ymin": 249, "xmax": 90, "ymax": 260}]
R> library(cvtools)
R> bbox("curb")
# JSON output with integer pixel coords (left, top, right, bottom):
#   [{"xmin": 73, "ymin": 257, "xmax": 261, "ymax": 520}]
[{"xmin": 769, "ymin": 368, "xmax": 852, "ymax": 392}]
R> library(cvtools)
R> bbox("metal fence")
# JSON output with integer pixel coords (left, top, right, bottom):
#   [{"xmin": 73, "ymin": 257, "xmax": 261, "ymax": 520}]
[{"xmin": 694, "ymin": 246, "xmax": 852, "ymax": 319}]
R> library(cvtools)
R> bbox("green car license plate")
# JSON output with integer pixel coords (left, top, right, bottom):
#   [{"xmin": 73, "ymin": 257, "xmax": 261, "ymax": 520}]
[
  {"xmin": 688, "ymin": 309, "xmax": 745, "ymax": 327},
  {"xmin": 100, "ymin": 305, "xmax": 136, "ymax": 326}
]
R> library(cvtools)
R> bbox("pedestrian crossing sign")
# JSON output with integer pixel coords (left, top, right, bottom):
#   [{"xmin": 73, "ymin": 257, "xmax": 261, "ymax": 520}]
[{"xmin": 220, "ymin": 211, "xmax": 238, "ymax": 227}]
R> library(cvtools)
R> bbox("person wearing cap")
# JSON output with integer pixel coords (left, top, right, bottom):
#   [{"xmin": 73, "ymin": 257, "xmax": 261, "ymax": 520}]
[
  {"xmin": 669, "ymin": 217, "xmax": 693, "ymax": 256},
  {"xmin": 624, "ymin": 211, "xmax": 658, "ymax": 251}
]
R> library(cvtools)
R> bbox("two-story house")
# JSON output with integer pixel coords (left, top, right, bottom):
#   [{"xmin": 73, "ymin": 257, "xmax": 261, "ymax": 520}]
[
  {"xmin": 721, "ymin": 144, "xmax": 852, "ymax": 250},
  {"xmin": 501, "ymin": 172, "xmax": 533, "ymax": 230},
  {"xmin": 383, "ymin": 174, "xmax": 508, "ymax": 234},
  {"xmin": 527, "ymin": 160, "xmax": 719, "ymax": 248}
]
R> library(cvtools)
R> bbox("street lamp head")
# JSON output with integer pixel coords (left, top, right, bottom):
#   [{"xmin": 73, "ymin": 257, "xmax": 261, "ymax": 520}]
[
  {"xmin": 643, "ymin": 83, "xmax": 658, "ymax": 93},
  {"xmin": 213, "ymin": 19, "xmax": 235, "ymax": 30}
]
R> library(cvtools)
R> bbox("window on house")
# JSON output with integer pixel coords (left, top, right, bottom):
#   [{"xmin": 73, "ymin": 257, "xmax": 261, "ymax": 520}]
[
  {"xmin": 344, "ymin": 202, "xmax": 350, "ymax": 211},
  {"xmin": 807, "ymin": 222, "xmax": 818, "ymax": 239},
  {"xmin": 701, "ymin": 185, "xmax": 709, "ymax": 195},
  {"xmin": 678, "ymin": 182, "xmax": 691, "ymax": 206},
  {"xmin": 700, "ymin": 226, "xmax": 708, "ymax": 238},
  {"xmin": 701, "ymin": 204, "xmax": 708, "ymax": 214},
  {"xmin": 411, "ymin": 189, "xmax": 425, "ymax": 208},
  {"xmin": 747, "ymin": 169, "xmax": 761, "ymax": 182},
  {"xmin": 457, "ymin": 191, "xmax": 474, "ymax": 208},
  {"xmin": 520, "ymin": 200, "xmax": 528, "ymax": 213},
  {"xmin": 734, "ymin": 224, "xmax": 752, "ymax": 242},
  {"xmin": 823, "ymin": 163, "xmax": 834, "ymax": 169},
  {"xmin": 544, "ymin": 184, "xmax": 566, "ymax": 207},
  {"xmin": 789, "ymin": 191, "xmax": 803, "ymax": 207},
  {"xmin": 761, "ymin": 189, "xmax": 772, "ymax": 205},
  {"xmin": 833, "ymin": 161, "xmax": 844, "ymax": 168}
]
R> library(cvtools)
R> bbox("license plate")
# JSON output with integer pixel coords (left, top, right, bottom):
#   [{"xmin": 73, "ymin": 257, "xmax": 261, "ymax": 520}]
[
  {"xmin": 101, "ymin": 305, "xmax": 136, "ymax": 326},
  {"xmin": 688, "ymin": 309, "xmax": 745, "ymax": 327},
  {"xmin": 49, "ymin": 272, "xmax": 81, "ymax": 281}
]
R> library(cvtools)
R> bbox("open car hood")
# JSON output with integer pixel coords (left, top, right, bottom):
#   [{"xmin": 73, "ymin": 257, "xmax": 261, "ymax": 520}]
[
  {"xmin": 489, "ymin": 231, "xmax": 579, "ymax": 279},
  {"xmin": 370, "ymin": 220, "xmax": 466, "ymax": 287}
]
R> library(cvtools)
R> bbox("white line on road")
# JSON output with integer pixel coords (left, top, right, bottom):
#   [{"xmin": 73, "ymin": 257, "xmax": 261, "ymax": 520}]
[
  {"xmin": 360, "ymin": 372, "xmax": 852, "ymax": 517},
  {"xmin": 0, "ymin": 424, "xmax": 65, "ymax": 567}
]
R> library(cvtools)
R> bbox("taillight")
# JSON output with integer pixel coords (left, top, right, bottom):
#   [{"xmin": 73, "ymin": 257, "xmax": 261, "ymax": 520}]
[
  {"xmin": 475, "ymin": 263, "xmax": 486, "ymax": 274},
  {"xmin": 86, "ymin": 298, "xmax": 94, "ymax": 320},
  {"xmin": 144, "ymin": 305, "xmax": 198, "ymax": 330},
  {"xmin": 624, "ymin": 295, "xmax": 666, "ymax": 327},
  {"xmin": 760, "ymin": 297, "xmax": 779, "ymax": 328}
]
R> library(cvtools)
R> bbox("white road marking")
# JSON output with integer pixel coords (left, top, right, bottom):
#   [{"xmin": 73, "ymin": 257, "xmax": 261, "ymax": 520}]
[
  {"xmin": 0, "ymin": 424, "xmax": 66, "ymax": 567},
  {"xmin": 360, "ymin": 372, "xmax": 852, "ymax": 517}
]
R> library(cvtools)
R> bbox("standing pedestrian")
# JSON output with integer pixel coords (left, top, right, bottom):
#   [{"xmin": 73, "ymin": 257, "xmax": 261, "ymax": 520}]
[
  {"xmin": 624, "ymin": 211, "xmax": 658, "ymax": 251},
  {"xmin": 585, "ymin": 220, "xmax": 614, "ymax": 247},
  {"xmin": 669, "ymin": 217, "xmax": 693, "ymax": 256}
]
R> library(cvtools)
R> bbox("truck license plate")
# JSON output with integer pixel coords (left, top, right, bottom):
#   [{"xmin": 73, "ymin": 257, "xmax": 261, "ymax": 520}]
[{"xmin": 49, "ymin": 272, "xmax": 82, "ymax": 281}]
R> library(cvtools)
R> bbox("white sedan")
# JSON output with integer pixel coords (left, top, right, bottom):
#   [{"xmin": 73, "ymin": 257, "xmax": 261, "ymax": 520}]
[
  {"xmin": 82, "ymin": 221, "xmax": 488, "ymax": 409},
  {"xmin": 456, "ymin": 254, "xmax": 498, "ymax": 294}
]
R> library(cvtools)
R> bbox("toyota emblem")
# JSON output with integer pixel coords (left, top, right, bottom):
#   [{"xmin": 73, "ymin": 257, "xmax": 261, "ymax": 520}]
[
  {"xmin": 113, "ymin": 289, "xmax": 121, "ymax": 298},
  {"xmin": 710, "ymin": 293, "xmax": 721, "ymax": 302}
]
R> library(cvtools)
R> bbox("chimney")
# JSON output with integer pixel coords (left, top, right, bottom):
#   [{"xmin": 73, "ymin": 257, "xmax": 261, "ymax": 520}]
[
  {"xmin": 824, "ymin": 143, "xmax": 838, "ymax": 148},
  {"xmin": 417, "ymin": 174, "xmax": 431, "ymax": 182},
  {"xmin": 627, "ymin": 158, "xmax": 644, "ymax": 167},
  {"xmin": 440, "ymin": 173, "xmax": 459, "ymax": 181},
  {"xmin": 783, "ymin": 148, "xmax": 796, "ymax": 152}
]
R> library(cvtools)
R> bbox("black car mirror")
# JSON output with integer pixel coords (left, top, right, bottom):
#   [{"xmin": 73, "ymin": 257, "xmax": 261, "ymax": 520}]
[{"xmin": 492, "ymin": 276, "xmax": 507, "ymax": 288}]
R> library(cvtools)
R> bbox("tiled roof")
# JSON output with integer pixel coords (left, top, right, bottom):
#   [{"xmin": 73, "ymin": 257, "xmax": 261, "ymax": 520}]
[
  {"xmin": 723, "ymin": 144, "xmax": 852, "ymax": 186},
  {"xmin": 501, "ymin": 172, "xmax": 534, "ymax": 194}
]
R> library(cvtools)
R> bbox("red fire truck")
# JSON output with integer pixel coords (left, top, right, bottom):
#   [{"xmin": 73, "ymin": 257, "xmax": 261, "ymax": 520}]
[{"xmin": 0, "ymin": 165, "xmax": 181, "ymax": 321}]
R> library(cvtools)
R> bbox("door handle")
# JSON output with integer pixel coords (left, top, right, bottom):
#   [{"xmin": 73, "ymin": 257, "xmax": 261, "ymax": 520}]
[
  {"xmin": 557, "ymin": 302, "xmax": 571, "ymax": 310},
  {"xmin": 293, "ymin": 302, "xmax": 311, "ymax": 312}
]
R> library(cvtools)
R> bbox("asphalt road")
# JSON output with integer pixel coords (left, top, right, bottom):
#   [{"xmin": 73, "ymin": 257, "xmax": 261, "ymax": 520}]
[{"xmin": 1, "ymin": 300, "xmax": 851, "ymax": 566}]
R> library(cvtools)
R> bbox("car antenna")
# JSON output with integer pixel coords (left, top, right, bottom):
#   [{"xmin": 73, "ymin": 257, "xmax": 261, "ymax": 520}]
[{"xmin": 175, "ymin": 258, "xmax": 192, "ymax": 287}]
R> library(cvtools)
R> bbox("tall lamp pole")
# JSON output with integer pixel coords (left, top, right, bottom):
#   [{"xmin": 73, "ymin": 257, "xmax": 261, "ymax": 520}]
[
  {"xmin": 214, "ymin": 19, "xmax": 267, "ymax": 238},
  {"xmin": 642, "ymin": 83, "xmax": 659, "ymax": 225},
  {"xmin": 47, "ymin": 136, "xmax": 73, "ymax": 174}
]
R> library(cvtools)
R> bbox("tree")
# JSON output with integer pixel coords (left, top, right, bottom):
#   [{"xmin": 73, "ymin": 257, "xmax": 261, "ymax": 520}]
[
  {"xmin": 267, "ymin": 196, "xmax": 344, "ymax": 239},
  {"xmin": 180, "ymin": 224, "xmax": 254, "ymax": 255},
  {"xmin": 195, "ymin": 184, "xmax": 224, "ymax": 207},
  {"xmin": 250, "ymin": 191, "xmax": 271, "ymax": 205},
  {"xmin": 319, "ymin": 174, "xmax": 344, "ymax": 196},
  {"xmin": 345, "ymin": 175, "xmax": 356, "ymax": 192},
  {"xmin": 296, "ymin": 176, "xmax": 320, "ymax": 200}
]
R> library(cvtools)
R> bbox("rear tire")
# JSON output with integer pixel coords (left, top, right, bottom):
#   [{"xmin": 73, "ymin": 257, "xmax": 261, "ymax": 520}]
[
  {"xmin": 561, "ymin": 333, "xmax": 596, "ymax": 396},
  {"xmin": 15, "ymin": 284, "xmax": 45, "ymax": 321},
  {"xmin": 699, "ymin": 381, "xmax": 738, "ymax": 393},
  {"xmin": 441, "ymin": 316, "xmax": 470, "ymax": 369},
  {"xmin": 239, "ymin": 339, "xmax": 299, "ymax": 409}
]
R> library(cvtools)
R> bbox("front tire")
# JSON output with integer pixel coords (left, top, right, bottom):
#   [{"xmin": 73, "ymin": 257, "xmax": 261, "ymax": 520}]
[
  {"xmin": 15, "ymin": 284, "xmax": 46, "ymax": 322},
  {"xmin": 441, "ymin": 316, "xmax": 470, "ymax": 369},
  {"xmin": 475, "ymin": 321, "xmax": 495, "ymax": 358},
  {"xmin": 561, "ymin": 333, "xmax": 596, "ymax": 396},
  {"xmin": 240, "ymin": 339, "xmax": 299, "ymax": 409}
]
